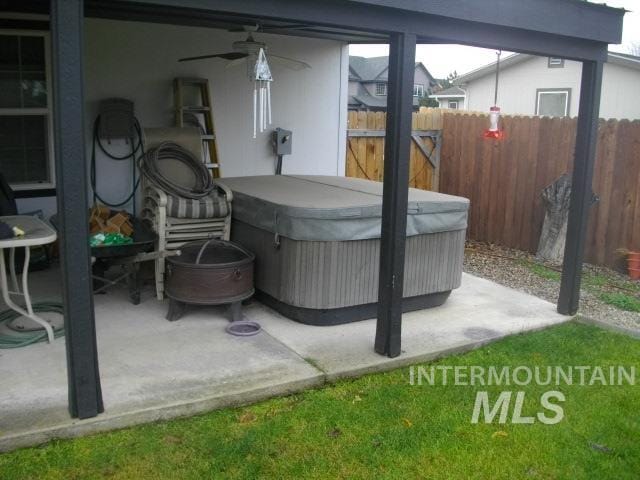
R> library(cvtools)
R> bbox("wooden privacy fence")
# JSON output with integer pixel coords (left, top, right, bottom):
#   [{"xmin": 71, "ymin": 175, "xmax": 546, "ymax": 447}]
[
  {"xmin": 346, "ymin": 110, "xmax": 442, "ymax": 191},
  {"xmin": 439, "ymin": 113, "xmax": 640, "ymax": 270}
]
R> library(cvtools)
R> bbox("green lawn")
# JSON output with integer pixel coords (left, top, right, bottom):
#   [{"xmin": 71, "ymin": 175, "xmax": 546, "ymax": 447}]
[{"xmin": 1, "ymin": 322, "xmax": 639, "ymax": 480}]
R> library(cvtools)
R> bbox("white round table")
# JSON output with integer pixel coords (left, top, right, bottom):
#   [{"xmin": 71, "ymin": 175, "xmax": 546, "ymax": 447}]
[{"xmin": 0, "ymin": 216, "xmax": 58, "ymax": 343}]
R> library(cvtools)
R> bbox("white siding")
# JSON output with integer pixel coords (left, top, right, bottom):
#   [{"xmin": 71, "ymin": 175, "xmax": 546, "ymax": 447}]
[
  {"xmin": 18, "ymin": 18, "xmax": 347, "ymax": 214},
  {"xmin": 600, "ymin": 62, "xmax": 640, "ymax": 120},
  {"xmin": 464, "ymin": 56, "xmax": 582, "ymax": 116},
  {"xmin": 463, "ymin": 55, "xmax": 640, "ymax": 120},
  {"xmin": 444, "ymin": 98, "xmax": 465, "ymax": 109}
]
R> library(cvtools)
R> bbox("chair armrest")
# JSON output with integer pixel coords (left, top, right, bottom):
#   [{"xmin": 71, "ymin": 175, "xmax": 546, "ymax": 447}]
[
  {"xmin": 144, "ymin": 185, "xmax": 169, "ymax": 207},
  {"xmin": 214, "ymin": 181, "xmax": 233, "ymax": 203}
]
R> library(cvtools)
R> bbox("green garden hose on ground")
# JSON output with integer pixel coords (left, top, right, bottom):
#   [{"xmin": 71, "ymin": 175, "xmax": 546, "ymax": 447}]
[{"xmin": 0, "ymin": 302, "xmax": 64, "ymax": 349}]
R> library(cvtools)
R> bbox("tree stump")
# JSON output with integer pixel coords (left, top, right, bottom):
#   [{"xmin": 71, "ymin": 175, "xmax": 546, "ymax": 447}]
[{"xmin": 536, "ymin": 174, "xmax": 572, "ymax": 265}]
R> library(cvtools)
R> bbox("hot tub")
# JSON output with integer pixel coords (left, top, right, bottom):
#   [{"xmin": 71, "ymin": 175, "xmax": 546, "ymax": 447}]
[{"xmin": 219, "ymin": 175, "xmax": 469, "ymax": 325}]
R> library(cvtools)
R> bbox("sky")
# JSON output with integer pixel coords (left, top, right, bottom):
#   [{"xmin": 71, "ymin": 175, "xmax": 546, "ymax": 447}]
[{"xmin": 348, "ymin": 0, "xmax": 640, "ymax": 79}]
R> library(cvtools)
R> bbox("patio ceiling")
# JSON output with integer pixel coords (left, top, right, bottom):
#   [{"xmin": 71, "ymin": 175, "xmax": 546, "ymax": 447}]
[
  {"xmin": 80, "ymin": 0, "xmax": 624, "ymax": 61},
  {"xmin": 4, "ymin": 0, "xmax": 624, "ymax": 57}
]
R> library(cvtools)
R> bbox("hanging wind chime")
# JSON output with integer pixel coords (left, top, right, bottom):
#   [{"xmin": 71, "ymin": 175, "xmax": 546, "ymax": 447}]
[
  {"xmin": 484, "ymin": 50, "xmax": 504, "ymax": 140},
  {"xmin": 251, "ymin": 48, "xmax": 273, "ymax": 139}
]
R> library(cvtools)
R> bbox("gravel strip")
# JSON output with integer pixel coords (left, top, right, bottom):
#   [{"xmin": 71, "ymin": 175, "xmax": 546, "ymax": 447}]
[{"xmin": 463, "ymin": 241, "xmax": 640, "ymax": 331}]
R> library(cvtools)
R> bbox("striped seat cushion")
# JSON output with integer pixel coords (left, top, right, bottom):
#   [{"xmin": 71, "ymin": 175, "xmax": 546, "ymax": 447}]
[{"xmin": 165, "ymin": 191, "xmax": 230, "ymax": 219}]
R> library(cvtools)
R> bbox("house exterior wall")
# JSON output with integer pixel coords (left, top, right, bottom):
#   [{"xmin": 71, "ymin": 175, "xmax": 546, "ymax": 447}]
[
  {"xmin": 350, "ymin": 66, "xmax": 433, "ymax": 109},
  {"xmin": 463, "ymin": 55, "xmax": 640, "ymax": 120},
  {"xmin": 437, "ymin": 97, "xmax": 466, "ymax": 109},
  {"xmin": 17, "ymin": 18, "xmax": 347, "ymax": 215},
  {"xmin": 413, "ymin": 68, "xmax": 432, "ymax": 95},
  {"xmin": 464, "ymin": 56, "xmax": 582, "ymax": 117},
  {"xmin": 348, "ymin": 80, "xmax": 361, "ymax": 97},
  {"xmin": 600, "ymin": 62, "xmax": 640, "ymax": 120},
  {"xmin": 361, "ymin": 81, "xmax": 379, "ymax": 97},
  {"xmin": 361, "ymin": 68, "xmax": 432, "ymax": 97}
]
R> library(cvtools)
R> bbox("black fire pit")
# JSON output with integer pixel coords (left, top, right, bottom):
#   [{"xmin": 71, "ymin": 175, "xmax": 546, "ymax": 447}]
[{"xmin": 165, "ymin": 239, "xmax": 255, "ymax": 327}]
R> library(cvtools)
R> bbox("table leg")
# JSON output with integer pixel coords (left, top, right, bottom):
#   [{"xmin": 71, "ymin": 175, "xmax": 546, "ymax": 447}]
[
  {"xmin": 0, "ymin": 247, "xmax": 55, "ymax": 343},
  {"xmin": 127, "ymin": 263, "xmax": 141, "ymax": 305},
  {"xmin": 21, "ymin": 247, "xmax": 34, "ymax": 316},
  {"xmin": 9, "ymin": 247, "xmax": 19, "ymax": 293}
]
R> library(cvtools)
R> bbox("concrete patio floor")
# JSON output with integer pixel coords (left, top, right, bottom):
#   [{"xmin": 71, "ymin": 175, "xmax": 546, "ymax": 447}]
[{"xmin": 0, "ymin": 267, "xmax": 568, "ymax": 452}]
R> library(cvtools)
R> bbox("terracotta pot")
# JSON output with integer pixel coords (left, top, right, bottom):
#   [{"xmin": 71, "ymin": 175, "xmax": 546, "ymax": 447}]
[
  {"xmin": 628, "ymin": 252, "xmax": 640, "ymax": 279},
  {"xmin": 628, "ymin": 259, "xmax": 640, "ymax": 270}
]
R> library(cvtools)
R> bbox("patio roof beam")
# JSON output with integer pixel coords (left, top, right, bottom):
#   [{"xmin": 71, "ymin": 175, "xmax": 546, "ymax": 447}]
[
  {"xmin": 558, "ymin": 60, "xmax": 604, "ymax": 315},
  {"xmin": 345, "ymin": 0, "xmax": 624, "ymax": 45},
  {"xmin": 375, "ymin": 32, "xmax": 416, "ymax": 358},
  {"xmin": 51, "ymin": 0, "xmax": 104, "ymax": 419},
  {"xmin": 89, "ymin": 0, "xmax": 614, "ymax": 62}
]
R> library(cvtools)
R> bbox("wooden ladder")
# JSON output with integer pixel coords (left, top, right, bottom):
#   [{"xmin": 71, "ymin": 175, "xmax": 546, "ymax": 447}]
[{"xmin": 173, "ymin": 77, "xmax": 221, "ymax": 178}]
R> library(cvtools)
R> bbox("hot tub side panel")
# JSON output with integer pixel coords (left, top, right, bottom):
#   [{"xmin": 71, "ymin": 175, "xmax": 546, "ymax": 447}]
[{"xmin": 231, "ymin": 220, "xmax": 465, "ymax": 311}]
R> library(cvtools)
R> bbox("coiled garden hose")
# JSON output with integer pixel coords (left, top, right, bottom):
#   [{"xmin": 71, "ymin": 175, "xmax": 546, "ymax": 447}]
[
  {"xmin": 0, "ymin": 302, "xmax": 64, "ymax": 349},
  {"xmin": 140, "ymin": 142, "xmax": 215, "ymax": 199},
  {"xmin": 90, "ymin": 116, "xmax": 144, "ymax": 216}
]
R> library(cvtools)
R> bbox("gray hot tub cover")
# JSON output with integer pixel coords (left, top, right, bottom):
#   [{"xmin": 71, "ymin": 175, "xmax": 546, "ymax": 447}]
[{"xmin": 219, "ymin": 175, "xmax": 469, "ymax": 242}]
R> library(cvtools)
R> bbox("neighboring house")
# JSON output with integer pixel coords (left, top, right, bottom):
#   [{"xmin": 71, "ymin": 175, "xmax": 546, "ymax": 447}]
[
  {"xmin": 455, "ymin": 52, "xmax": 640, "ymax": 119},
  {"xmin": 348, "ymin": 55, "xmax": 437, "ymax": 111},
  {"xmin": 429, "ymin": 85, "xmax": 466, "ymax": 110}
]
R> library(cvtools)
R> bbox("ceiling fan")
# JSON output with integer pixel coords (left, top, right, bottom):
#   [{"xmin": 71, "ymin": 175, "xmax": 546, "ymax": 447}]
[
  {"xmin": 179, "ymin": 24, "xmax": 311, "ymax": 139},
  {"xmin": 178, "ymin": 24, "xmax": 311, "ymax": 71}
]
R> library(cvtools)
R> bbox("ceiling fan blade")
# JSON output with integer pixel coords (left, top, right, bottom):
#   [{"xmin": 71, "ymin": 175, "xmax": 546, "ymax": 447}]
[
  {"xmin": 267, "ymin": 54, "xmax": 311, "ymax": 70},
  {"xmin": 178, "ymin": 52, "xmax": 248, "ymax": 62},
  {"xmin": 224, "ymin": 57, "xmax": 248, "ymax": 70},
  {"xmin": 228, "ymin": 23, "xmax": 310, "ymax": 32}
]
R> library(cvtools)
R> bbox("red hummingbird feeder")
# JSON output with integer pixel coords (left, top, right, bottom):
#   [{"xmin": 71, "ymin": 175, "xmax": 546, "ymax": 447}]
[{"xmin": 483, "ymin": 50, "xmax": 504, "ymax": 140}]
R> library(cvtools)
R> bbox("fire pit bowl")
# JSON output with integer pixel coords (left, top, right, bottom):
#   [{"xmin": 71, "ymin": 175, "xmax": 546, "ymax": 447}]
[{"xmin": 165, "ymin": 239, "xmax": 255, "ymax": 322}]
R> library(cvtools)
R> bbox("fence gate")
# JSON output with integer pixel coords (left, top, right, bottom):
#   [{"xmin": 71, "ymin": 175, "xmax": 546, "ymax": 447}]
[{"xmin": 345, "ymin": 110, "xmax": 442, "ymax": 191}]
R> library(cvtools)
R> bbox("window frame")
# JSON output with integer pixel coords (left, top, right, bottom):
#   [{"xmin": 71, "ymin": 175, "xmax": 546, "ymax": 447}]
[
  {"xmin": 448, "ymin": 100, "xmax": 459, "ymax": 109},
  {"xmin": 413, "ymin": 84, "xmax": 424, "ymax": 97},
  {"xmin": 547, "ymin": 57, "xmax": 565, "ymax": 68},
  {"xmin": 375, "ymin": 82, "xmax": 387, "ymax": 96},
  {"xmin": 535, "ymin": 88, "xmax": 571, "ymax": 117},
  {"xmin": 0, "ymin": 29, "xmax": 55, "ymax": 191}
]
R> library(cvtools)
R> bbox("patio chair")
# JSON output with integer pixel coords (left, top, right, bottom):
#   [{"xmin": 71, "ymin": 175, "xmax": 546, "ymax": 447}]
[{"xmin": 141, "ymin": 127, "xmax": 232, "ymax": 300}]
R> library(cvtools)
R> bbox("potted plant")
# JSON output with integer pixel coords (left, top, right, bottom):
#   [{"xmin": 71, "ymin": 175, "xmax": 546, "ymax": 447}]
[{"xmin": 618, "ymin": 248, "xmax": 640, "ymax": 280}]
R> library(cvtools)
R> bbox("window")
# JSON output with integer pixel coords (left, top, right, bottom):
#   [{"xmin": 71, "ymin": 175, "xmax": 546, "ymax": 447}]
[
  {"xmin": 375, "ymin": 82, "xmax": 387, "ymax": 96},
  {"xmin": 0, "ymin": 31, "xmax": 54, "ymax": 190},
  {"xmin": 448, "ymin": 100, "xmax": 458, "ymax": 109},
  {"xmin": 548, "ymin": 57, "xmax": 565, "ymax": 68},
  {"xmin": 413, "ymin": 84, "xmax": 424, "ymax": 97},
  {"xmin": 536, "ymin": 89, "xmax": 571, "ymax": 117}
]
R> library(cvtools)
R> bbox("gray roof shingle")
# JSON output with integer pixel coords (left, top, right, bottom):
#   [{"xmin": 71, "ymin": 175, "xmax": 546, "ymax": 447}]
[{"xmin": 431, "ymin": 86, "xmax": 466, "ymax": 97}]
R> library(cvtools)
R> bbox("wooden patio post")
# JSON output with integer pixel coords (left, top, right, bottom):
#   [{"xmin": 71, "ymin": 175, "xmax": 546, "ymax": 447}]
[
  {"xmin": 558, "ymin": 60, "xmax": 604, "ymax": 315},
  {"xmin": 51, "ymin": 0, "xmax": 104, "ymax": 418},
  {"xmin": 374, "ymin": 32, "xmax": 416, "ymax": 357}
]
